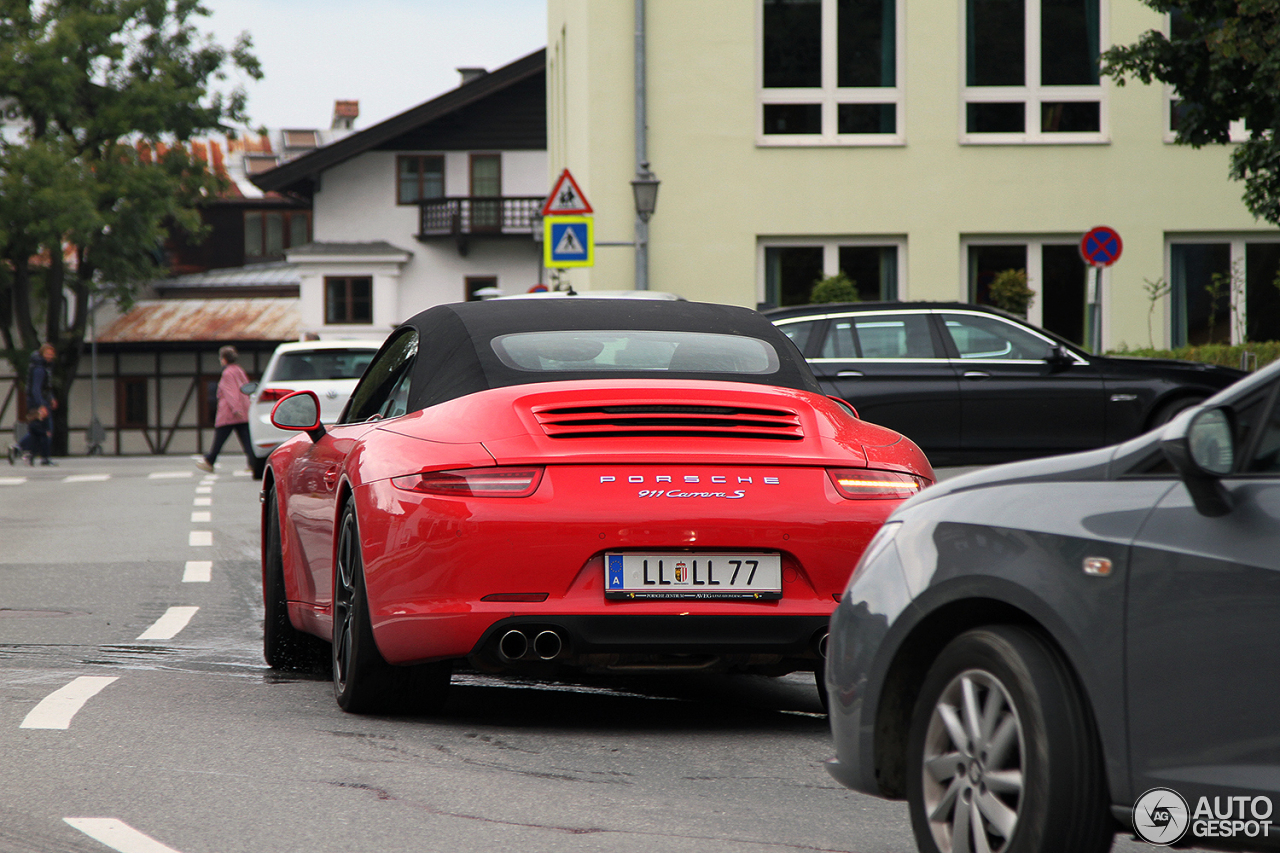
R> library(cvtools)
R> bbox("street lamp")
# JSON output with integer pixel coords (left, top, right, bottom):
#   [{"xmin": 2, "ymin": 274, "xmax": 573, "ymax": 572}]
[{"xmin": 631, "ymin": 162, "xmax": 660, "ymax": 222}]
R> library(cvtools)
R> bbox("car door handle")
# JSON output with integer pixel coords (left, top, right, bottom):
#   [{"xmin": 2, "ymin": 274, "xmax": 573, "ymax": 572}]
[
  {"xmin": 963, "ymin": 371, "xmax": 990, "ymax": 379},
  {"xmin": 323, "ymin": 465, "xmax": 341, "ymax": 490},
  {"xmin": 835, "ymin": 370, "xmax": 864, "ymax": 378}
]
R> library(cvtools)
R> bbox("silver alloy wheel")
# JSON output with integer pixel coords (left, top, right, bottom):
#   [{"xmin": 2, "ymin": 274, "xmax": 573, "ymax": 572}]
[
  {"xmin": 333, "ymin": 513, "xmax": 357, "ymax": 692},
  {"xmin": 921, "ymin": 668, "xmax": 1025, "ymax": 853}
]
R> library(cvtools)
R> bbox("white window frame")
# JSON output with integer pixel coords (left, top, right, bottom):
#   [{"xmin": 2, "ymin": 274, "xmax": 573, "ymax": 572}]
[
  {"xmin": 757, "ymin": 0, "xmax": 906, "ymax": 147},
  {"xmin": 1165, "ymin": 233, "xmax": 1280, "ymax": 347},
  {"xmin": 960, "ymin": 0, "xmax": 1110, "ymax": 145},
  {"xmin": 961, "ymin": 236, "xmax": 1095, "ymax": 331},
  {"xmin": 757, "ymin": 236, "xmax": 908, "ymax": 304}
]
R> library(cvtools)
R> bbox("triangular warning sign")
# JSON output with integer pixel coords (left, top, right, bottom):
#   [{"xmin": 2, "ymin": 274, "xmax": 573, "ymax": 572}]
[
  {"xmin": 555, "ymin": 225, "xmax": 585, "ymax": 255},
  {"xmin": 541, "ymin": 168, "xmax": 593, "ymax": 215}
]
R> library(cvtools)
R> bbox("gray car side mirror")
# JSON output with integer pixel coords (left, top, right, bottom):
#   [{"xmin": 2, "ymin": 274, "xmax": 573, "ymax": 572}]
[{"xmin": 1160, "ymin": 406, "xmax": 1233, "ymax": 517}]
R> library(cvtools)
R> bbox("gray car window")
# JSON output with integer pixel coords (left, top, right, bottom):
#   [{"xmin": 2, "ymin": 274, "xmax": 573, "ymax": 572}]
[
  {"xmin": 942, "ymin": 313, "xmax": 1054, "ymax": 360},
  {"xmin": 822, "ymin": 315, "xmax": 935, "ymax": 359},
  {"xmin": 1244, "ymin": 387, "xmax": 1280, "ymax": 473},
  {"xmin": 777, "ymin": 320, "xmax": 818, "ymax": 353}
]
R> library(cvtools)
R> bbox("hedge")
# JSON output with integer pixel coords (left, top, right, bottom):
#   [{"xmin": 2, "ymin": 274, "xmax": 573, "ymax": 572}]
[{"xmin": 1108, "ymin": 342, "xmax": 1280, "ymax": 370}]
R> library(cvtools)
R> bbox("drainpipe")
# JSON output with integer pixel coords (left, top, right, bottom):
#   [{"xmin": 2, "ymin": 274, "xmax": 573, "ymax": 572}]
[{"xmin": 634, "ymin": 0, "xmax": 649, "ymax": 290}]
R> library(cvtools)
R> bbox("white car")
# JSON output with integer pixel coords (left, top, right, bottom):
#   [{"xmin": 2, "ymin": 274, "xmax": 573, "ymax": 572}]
[{"xmin": 244, "ymin": 340, "xmax": 381, "ymax": 478}]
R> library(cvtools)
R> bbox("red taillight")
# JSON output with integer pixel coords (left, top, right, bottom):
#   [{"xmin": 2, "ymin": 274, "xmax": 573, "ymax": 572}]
[
  {"xmin": 827, "ymin": 468, "xmax": 927, "ymax": 499},
  {"xmin": 391, "ymin": 467, "xmax": 545, "ymax": 497},
  {"xmin": 258, "ymin": 388, "xmax": 291, "ymax": 404}
]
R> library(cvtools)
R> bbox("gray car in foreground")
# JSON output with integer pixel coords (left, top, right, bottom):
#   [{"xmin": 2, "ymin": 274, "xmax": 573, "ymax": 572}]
[{"xmin": 827, "ymin": 358, "xmax": 1279, "ymax": 852}]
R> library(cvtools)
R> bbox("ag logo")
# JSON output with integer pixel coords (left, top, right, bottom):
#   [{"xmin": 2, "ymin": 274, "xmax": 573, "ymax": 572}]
[{"xmin": 1133, "ymin": 787, "xmax": 1190, "ymax": 845}]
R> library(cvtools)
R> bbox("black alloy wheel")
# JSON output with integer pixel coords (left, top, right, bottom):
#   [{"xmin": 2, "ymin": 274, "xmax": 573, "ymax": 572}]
[
  {"xmin": 263, "ymin": 489, "xmax": 325, "ymax": 670},
  {"xmin": 332, "ymin": 502, "xmax": 451, "ymax": 714},
  {"xmin": 905, "ymin": 626, "xmax": 1113, "ymax": 853}
]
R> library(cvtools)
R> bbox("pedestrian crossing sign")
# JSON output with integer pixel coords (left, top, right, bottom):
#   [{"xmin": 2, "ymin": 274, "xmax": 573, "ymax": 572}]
[{"xmin": 544, "ymin": 216, "xmax": 594, "ymax": 268}]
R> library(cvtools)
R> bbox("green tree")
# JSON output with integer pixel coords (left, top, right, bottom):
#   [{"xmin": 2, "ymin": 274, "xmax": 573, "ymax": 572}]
[
  {"xmin": 0, "ymin": 0, "xmax": 260, "ymax": 453},
  {"xmin": 1101, "ymin": 2, "xmax": 1280, "ymax": 225},
  {"xmin": 810, "ymin": 272, "xmax": 860, "ymax": 303}
]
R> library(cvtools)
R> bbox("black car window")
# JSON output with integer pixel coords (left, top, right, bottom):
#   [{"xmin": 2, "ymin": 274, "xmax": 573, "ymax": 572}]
[
  {"xmin": 776, "ymin": 319, "xmax": 818, "ymax": 353},
  {"xmin": 272, "ymin": 349, "xmax": 374, "ymax": 381},
  {"xmin": 821, "ymin": 315, "xmax": 935, "ymax": 359},
  {"xmin": 942, "ymin": 313, "xmax": 1054, "ymax": 360},
  {"xmin": 341, "ymin": 330, "xmax": 418, "ymax": 423}
]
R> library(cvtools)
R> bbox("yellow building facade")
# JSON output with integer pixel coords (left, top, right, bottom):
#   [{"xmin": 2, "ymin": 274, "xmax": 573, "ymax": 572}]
[{"xmin": 547, "ymin": 0, "xmax": 1280, "ymax": 351}]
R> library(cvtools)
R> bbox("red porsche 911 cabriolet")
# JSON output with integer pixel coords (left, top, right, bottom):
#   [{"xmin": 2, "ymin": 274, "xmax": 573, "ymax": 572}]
[{"xmin": 261, "ymin": 299, "xmax": 933, "ymax": 713}]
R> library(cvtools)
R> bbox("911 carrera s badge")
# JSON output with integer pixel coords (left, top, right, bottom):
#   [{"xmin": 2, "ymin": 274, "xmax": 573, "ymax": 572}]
[{"xmin": 600, "ymin": 473, "xmax": 780, "ymax": 500}]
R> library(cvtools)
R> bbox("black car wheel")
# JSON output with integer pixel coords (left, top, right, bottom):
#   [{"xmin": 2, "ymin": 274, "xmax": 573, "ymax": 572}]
[
  {"xmin": 263, "ymin": 489, "xmax": 324, "ymax": 670},
  {"xmin": 1151, "ymin": 395, "xmax": 1205, "ymax": 428},
  {"xmin": 332, "ymin": 502, "xmax": 451, "ymax": 714},
  {"xmin": 906, "ymin": 627, "xmax": 1112, "ymax": 853}
]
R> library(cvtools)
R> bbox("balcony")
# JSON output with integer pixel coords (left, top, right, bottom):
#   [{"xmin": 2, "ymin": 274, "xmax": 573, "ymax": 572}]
[{"xmin": 417, "ymin": 196, "xmax": 543, "ymax": 256}]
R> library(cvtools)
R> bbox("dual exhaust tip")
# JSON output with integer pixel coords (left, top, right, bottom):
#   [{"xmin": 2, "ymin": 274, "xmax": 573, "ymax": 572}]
[
  {"xmin": 499, "ymin": 627, "xmax": 828, "ymax": 663},
  {"xmin": 499, "ymin": 628, "xmax": 564, "ymax": 662}
]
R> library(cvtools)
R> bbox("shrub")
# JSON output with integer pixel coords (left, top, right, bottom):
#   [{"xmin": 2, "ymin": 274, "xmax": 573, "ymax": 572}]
[
  {"xmin": 810, "ymin": 273, "xmax": 859, "ymax": 304},
  {"xmin": 988, "ymin": 269, "xmax": 1035, "ymax": 317}
]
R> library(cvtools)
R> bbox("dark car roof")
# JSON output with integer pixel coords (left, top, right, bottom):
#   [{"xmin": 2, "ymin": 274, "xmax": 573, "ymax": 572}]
[
  {"xmin": 402, "ymin": 299, "xmax": 822, "ymax": 411},
  {"xmin": 763, "ymin": 301, "xmax": 1025, "ymax": 321}
]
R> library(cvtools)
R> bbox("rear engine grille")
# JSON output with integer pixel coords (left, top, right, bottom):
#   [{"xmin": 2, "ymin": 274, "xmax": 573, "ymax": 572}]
[{"xmin": 533, "ymin": 403, "xmax": 804, "ymax": 440}]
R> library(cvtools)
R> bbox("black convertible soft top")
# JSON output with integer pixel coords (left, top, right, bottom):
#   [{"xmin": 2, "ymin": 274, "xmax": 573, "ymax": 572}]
[{"xmin": 401, "ymin": 299, "xmax": 822, "ymax": 411}]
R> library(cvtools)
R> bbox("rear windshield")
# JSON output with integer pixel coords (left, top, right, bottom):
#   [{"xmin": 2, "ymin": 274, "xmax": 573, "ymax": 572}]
[
  {"xmin": 490, "ymin": 330, "xmax": 781, "ymax": 375},
  {"xmin": 272, "ymin": 349, "xmax": 375, "ymax": 381}
]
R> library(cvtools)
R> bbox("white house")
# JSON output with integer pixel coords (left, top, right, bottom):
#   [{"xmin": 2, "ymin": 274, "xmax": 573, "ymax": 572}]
[{"xmin": 252, "ymin": 49, "xmax": 549, "ymax": 339}]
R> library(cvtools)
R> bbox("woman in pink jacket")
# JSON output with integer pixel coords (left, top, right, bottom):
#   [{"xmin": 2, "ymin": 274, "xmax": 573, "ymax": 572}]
[{"xmin": 197, "ymin": 345, "xmax": 254, "ymax": 473}]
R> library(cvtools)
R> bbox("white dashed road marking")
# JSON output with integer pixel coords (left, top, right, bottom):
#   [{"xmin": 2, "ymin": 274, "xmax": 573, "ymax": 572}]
[
  {"xmin": 64, "ymin": 818, "xmax": 186, "ymax": 853},
  {"xmin": 188, "ymin": 531, "xmax": 212, "ymax": 547},
  {"xmin": 182, "ymin": 561, "xmax": 212, "ymax": 583},
  {"xmin": 136, "ymin": 607, "xmax": 199, "ymax": 641},
  {"xmin": 194, "ymin": 486, "xmax": 211, "ymax": 495},
  {"xmin": 0, "ymin": 477, "xmax": 26, "ymax": 485},
  {"xmin": 21, "ymin": 676, "xmax": 118, "ymax": 729},
  {"xmin": 192, "ymin": 497, "xmax": 211, "ymax": 506},
  {"xmin": 63, "ymin": 474, "xmax": 110, "ymax": 483},
  {"xmin": 190, "ymin": 511, "xmax": 211, "ymax": 523},
  {"xmin": 147, "ymin": 471, "xmax": 193, "ymax": 480}
]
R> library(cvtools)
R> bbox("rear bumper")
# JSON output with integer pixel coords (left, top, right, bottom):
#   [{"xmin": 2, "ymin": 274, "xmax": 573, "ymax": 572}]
[{"xmin": 476, "ymin": 613, "xmax": 829, "ymax": 656}]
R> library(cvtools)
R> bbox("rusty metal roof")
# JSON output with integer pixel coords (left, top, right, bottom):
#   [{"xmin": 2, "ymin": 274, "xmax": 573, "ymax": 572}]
[{"xmin": 98, "ymin": 298, "xmax": 299, "ymax": 343}]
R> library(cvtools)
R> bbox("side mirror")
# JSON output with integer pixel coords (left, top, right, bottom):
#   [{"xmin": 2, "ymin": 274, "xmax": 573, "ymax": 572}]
[
  {"xmin": 240, "ymin": 382, "xmax": 259, "ymax": 396},
  {"xmin": 1160, "ymin": 407, "xmax": 1233, "ymax": 517},
  {"xmin": 271, "ymin": 391, "xmax": 326, "ymax": 442},
  {"xmin": 1045, "ymin": 345, "xmax": 1075, "ymax": 371}
]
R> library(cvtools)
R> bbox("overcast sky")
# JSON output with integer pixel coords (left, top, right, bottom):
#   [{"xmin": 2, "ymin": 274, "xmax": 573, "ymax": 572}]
[{"xmin": 202, "ymin": 0, "xmax": 547, "ymax": 131}]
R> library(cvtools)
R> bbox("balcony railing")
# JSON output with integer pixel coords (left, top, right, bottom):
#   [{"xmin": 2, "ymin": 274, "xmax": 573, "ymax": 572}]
[{"xmin": 418, "ymin": 196, "xmax": 543, "ymax": 240}]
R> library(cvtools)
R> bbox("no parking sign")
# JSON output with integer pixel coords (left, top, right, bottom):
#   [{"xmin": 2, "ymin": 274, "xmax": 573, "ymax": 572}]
[{"xmin": 1080, "ymin": 226, "xmax": 1123, "ymax": 267}]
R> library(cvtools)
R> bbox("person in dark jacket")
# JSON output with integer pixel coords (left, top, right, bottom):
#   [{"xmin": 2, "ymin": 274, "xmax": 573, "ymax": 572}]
[{"xmin": 9, "ymin": 343, "xmax": 56, "ymax": 466}]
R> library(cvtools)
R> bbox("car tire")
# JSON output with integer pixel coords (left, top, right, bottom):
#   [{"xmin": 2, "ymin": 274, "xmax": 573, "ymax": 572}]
[
  {"xmin": 332, "ymin": 502, "xmax": 451, "ymax": 714},
  {"xmin": 815, "ymin": 667, "xmax": 829, "ymax": 713},
  {"xmin": 1151, "ymin": 396, "xmax": 1204, "ymax": 428},
  {"xmin": 906, "ymin": 626, "xmax": 1112, "ymax": 853},
  {"xmin": 263, "ymin": 489, "xmax": 325, "ymax": 671}
]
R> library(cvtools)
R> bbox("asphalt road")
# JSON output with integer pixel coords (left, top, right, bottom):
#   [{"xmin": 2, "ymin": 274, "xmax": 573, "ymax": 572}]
[{"xmin": 0, "ymin": 456, "xmax": 1204, "ymax": 853}]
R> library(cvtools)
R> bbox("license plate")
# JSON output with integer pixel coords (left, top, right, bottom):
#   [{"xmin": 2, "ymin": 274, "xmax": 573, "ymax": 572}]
[{"xmin": 604, "ymin": 553, "xmax": 782, "ymax": 600}]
